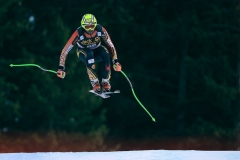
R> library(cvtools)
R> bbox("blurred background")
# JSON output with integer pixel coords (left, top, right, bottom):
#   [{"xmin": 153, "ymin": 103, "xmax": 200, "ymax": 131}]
[{"xmin": 0, "ymin": 0, "xmax": 240, "ymax": 152}]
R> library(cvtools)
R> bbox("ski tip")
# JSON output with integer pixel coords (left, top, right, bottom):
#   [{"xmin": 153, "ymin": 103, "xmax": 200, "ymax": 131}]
[{"xmin": 114, "ymin": 90, "xmax": 120, "ymax": 93}]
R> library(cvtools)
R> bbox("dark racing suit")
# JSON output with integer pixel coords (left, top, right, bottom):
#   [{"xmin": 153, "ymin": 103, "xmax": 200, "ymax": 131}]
[{"xmin": 59, "ymin": 24, "xmax": 118, "ymax": 81}]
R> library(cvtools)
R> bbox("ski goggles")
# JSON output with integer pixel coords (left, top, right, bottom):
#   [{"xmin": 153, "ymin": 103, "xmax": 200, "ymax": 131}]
[{"xmin": 85, "ymin": 24, "xmax": 95, "ymax": 29}]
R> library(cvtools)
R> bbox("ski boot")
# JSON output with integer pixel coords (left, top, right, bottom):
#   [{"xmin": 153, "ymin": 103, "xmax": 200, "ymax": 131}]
[
  {"xmin": 91, "ymin": 79, "xmax": 101, "ymax": 94},
  {"xmin": 102, "ymin": 78, "xmax": 111, "ymax": 92}
]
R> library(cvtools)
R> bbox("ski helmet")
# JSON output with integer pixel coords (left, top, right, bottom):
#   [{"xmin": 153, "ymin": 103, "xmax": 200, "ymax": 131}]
[{"xmin": 81, "ymin": 14, "xmax": 97, "ymax": 33}]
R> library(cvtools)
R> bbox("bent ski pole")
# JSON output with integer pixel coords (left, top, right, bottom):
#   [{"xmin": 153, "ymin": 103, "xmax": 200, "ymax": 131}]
[
  {"xmin": 10, "ymin": 64, "xmax": 57, "ymax": 74},
  {"xmin": 119, "ymin": 69, "xmax": 156, "ymax": 122}
]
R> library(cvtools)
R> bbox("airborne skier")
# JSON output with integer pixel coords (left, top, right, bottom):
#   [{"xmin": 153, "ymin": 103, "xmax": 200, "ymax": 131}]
[
  {"xmin": 56, "ymin": 14, "xmax": 122, "ymax": 93},
  {"xmin": 10, "ymin": 14, "xmax": 154, "ymax": 120}
]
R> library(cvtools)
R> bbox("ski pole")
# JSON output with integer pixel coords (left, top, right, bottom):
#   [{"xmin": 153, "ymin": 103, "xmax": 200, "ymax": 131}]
[
  {"xmin": 118, "ymin": 69, "xmax": 156, "ymax": 122},
  {"xmin": 10, "ymin": 64, "xmax": 57, "ymax": 74}
]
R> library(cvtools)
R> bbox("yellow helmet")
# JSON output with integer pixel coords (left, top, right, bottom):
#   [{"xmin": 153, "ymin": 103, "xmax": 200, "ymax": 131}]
[{"xmin": 81, "ymin": 14, "xmax": 97, "ymax": 33}]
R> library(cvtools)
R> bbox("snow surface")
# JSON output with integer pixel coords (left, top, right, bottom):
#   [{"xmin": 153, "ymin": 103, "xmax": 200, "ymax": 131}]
[{"xmin": 0, "ymin": 150, "xmax": 239, "ymax": 160}]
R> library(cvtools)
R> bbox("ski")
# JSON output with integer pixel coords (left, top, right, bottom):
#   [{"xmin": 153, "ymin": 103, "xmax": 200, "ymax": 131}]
[
  {"xmin": 89, "ymin": 90, "xmax": 120, "ymax": 99},
  {"xmin": 103, "ymin": 90, "xmax": 120, "ymax": 95},
  {"xmin": 89, "ymin": 90, "xmax": 110, "ymax": 98}
]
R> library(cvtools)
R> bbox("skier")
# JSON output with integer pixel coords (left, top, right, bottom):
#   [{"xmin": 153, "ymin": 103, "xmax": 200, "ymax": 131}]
[{"xmin": 56, "ymin": 14, "xmax": 122, "ymax": 93}]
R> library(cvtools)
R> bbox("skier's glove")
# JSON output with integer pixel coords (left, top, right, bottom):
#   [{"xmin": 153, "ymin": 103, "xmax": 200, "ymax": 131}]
[
  {"xmin": 57, "ymin": 66, "xmax": 66, "ymax": 78},
  {"xmin": 113, "ymin": 59, "xmax": 122, "ymax": 72}
]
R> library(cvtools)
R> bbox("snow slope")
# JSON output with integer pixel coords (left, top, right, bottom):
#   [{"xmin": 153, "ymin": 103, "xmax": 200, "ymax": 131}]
[{"xmin": 0, "ymin": 150, "xmax": 239, "ymax": 160}]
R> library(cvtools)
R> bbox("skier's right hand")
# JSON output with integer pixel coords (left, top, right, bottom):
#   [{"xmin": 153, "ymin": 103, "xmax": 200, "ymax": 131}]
[{"xmin": 57, "ymin": 66, "xmax": 66, "ymax": 78}]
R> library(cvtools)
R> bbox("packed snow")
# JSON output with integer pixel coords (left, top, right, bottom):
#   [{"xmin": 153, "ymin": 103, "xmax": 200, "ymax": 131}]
[{"xmin": 0, "ymin": 150, "xmax": 239, "ymax": 160}]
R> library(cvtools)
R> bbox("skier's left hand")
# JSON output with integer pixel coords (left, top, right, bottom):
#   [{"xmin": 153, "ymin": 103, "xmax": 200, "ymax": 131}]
[{"xmin": 113, "ymin": 59, "xmax": 122, "ymax": 72}]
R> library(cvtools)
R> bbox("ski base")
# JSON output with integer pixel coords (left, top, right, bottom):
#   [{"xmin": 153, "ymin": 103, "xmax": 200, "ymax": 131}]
[{"xmin": 89, "ymin": 90, "xmax": 120, "ymax": 99}]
